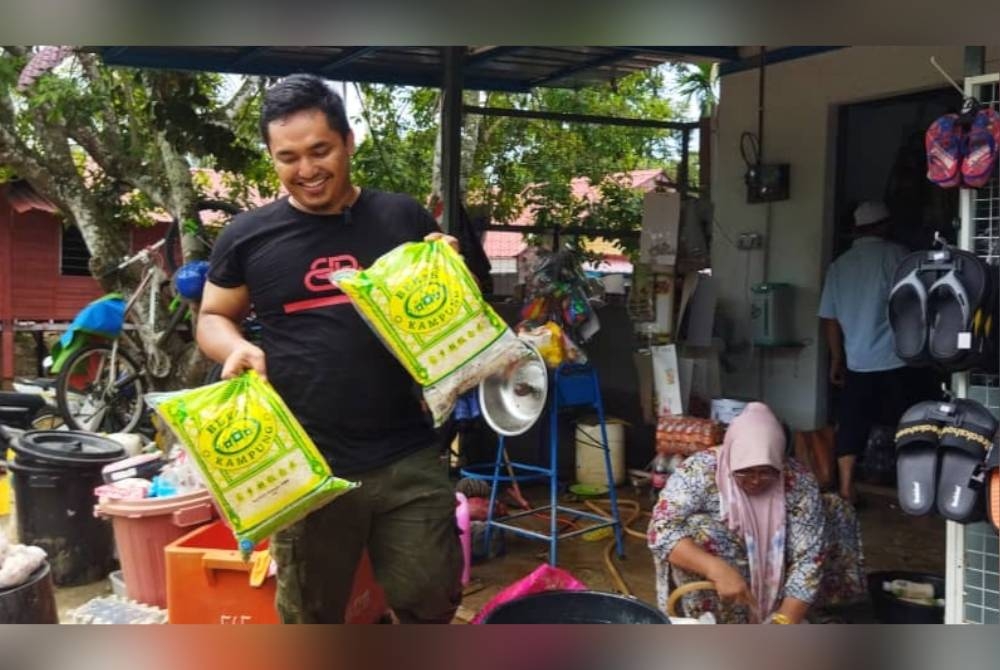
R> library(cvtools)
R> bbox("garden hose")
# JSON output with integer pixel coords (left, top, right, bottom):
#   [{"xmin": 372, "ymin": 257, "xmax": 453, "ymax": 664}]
[
  {"xmin": 666, "ymin": 581, "xmax": 717, "ymax": 617},
  {"xmin": 580, "ymin": 498, "xmax": 650, "ymax": 596}
]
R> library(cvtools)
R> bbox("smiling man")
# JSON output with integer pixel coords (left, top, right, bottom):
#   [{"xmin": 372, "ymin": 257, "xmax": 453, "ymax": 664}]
[{"xmin": 196, "ymin": 74, "xmax": 463, "ymax": 624}]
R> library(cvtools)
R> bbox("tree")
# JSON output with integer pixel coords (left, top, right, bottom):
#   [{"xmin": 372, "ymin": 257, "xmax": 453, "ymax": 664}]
[
  {"xmin": 673, "ymin": 62, "xmax": 719, "ymax": 119},
  {"xmin": 350, "ymin": 66, "xmax": 687, "ymax": 256},
  {"xmin": 0, "ymin": 46, "xmax": 275, "ymax": 386}
]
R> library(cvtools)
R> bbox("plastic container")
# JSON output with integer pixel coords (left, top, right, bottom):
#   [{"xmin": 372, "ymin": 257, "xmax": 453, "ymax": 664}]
[
  {"xmin": 108, "ymin": 570, "xmax": 128, "ymax": 599},
  {"xmin": 455, "ymin": 492, "xmax": 471, "ymax": 586},
  {"xmin": 575, "ymin": 419, "xmax": 625, "ymax": 486},
  {"xmin": 751, "ymin": 283, "xmax": 795, "ymax": 346},
  {"xmin": 8, "ymin": 430, "xmax": 125, "ymax": 587},
  {"xmin": 165, "ymin": 520, "xmax": 386, "ymax": 624},
  {"xmin": 710, "ymin": 398, "xmax": 750, "ymax": 425},
  {"xmin": 482, "ymin": 590, "xmax": 670, "ymax": 624},
  {"xmin": 8, "ymin": 460, "xmax": 119, "ymax": 585},
  {"xmin": 95, "ymin": 489, "xmax": 216, "ymax": 608},
  {"xmin": 867, "ymin": 571, "xmax": 945, "ymax": 624},
  {"xmin": 0, "ymin": 473, "xmax": 10, "ymax": 516},
  {"xmin": 101, "ymin": 453, "xmax": 165, "ymax": 484},
  {"xmin": 0, "ymin": 563, "xmax": 59, "ymax": 624}
]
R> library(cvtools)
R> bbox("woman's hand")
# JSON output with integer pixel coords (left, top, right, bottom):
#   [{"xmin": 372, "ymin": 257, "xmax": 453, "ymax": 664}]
[
  {"xmin": 707, "ymin": 559, "xmax": 753, "ymax": 608},
  {"xmin": 424, "ymin": 231, "xmax": 460, "ymax": 254},
  {"xmin": 770, "ymin": 597, "xmax": 810, "ymax": 624}
]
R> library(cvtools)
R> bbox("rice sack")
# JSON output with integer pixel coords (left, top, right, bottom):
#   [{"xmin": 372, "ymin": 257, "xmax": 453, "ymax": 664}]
[
  {"xmin": 335, "ymin": 240, "xmax": 524, "ymax": 426},
  {"xmin": 147, "ymin": 371, "xmax": 357, "ymax": 558}
]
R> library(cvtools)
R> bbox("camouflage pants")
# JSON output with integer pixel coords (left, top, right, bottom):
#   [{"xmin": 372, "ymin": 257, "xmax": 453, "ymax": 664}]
[{"xmin": 271, "ymin": 447, "xmax": 463, "ymax": 623}]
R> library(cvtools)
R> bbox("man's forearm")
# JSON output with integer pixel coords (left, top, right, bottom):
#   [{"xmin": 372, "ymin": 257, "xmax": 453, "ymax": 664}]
[
  {"xmin": 196, "ymin": 313, "xmax": 250, "ymax": 364},
  {"xmin": 823, "ymin": 318, "xmax": 844, "ymax": 365}
]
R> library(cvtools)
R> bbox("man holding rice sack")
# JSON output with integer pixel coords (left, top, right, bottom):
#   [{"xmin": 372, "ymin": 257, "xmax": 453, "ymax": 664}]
[{"xmin": 197, "ymin": 74, "xmax": 463, "ymax": 623}]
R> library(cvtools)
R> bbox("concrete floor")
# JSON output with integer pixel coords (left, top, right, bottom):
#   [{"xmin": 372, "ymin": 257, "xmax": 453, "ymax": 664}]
[{"xmin": 3, "ymin": 478, "xmax": 946, "ymax": 624}]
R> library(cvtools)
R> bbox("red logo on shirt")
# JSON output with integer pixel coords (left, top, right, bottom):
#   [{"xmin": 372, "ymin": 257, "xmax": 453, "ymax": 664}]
[{"xmin": 284, "ymin": 255, "xmax": 359, "ymax": 314}]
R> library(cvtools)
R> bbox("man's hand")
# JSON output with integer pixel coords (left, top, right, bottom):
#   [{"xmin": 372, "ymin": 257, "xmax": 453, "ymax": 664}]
[
  {"xmin": 221, "ymin": 341, "xmax": 268, "ymax": 381},
  {"xmin": 424, "ymin": 231, "xmax": 460, "ymax": 254},
  {"xmin": 829, "ymin": 358, "xmax": 846, "ymax": 387}
]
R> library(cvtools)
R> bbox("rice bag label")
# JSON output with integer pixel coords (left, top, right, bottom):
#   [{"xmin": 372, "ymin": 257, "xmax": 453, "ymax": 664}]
[
  {"xmin": 337, "ymin": 240, "xmax": 526, "ymax": 425},
  {"xmin": 338, "ymin": 241, "xmax": 510, "ymax": 387},
  {"xmin": 147, "ymin": 371, "xmax": 357, "ymax": 554}
]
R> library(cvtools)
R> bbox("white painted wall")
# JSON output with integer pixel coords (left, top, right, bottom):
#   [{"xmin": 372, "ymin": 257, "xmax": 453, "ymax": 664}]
[{"xmin": 711, "ymin": 46, "xmax": 1000, "ymax": 430}]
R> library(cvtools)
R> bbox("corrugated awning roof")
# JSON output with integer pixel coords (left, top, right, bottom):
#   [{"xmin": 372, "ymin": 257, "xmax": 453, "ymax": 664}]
[{"xmin": 96, "ymin": 46, "xmax": 843, "ymax": 92}]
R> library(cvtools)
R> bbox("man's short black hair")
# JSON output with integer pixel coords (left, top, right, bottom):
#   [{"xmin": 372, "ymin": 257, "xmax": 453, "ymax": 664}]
[{"xmin": 260, "ymin": 73, "xmax": 351, "ymax": 145}]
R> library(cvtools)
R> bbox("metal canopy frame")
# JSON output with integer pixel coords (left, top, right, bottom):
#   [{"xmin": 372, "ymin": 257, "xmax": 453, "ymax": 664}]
[{"xmin": 96, "ymin": 45, "xmax": 840, "ymax": 232}]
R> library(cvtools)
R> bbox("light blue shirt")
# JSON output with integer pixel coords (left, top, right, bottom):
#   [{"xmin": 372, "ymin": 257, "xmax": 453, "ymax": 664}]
[{"xmin": 818, "ymin": 236, "xmax": 908, "ymax": 372}]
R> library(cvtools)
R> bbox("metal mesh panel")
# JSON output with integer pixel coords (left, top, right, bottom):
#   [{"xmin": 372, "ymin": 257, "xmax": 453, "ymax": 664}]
[{"xmin": 962, "ymin": 78, "xmax": 1000, "ymax": 625}]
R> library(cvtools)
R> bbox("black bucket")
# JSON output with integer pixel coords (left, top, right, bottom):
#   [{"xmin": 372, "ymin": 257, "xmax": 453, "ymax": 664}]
[
  {"xmin": 0, "ymin": 563, "xmax": 59, "ymax": 624},
  {"xmin": 7, "ymin": 430, "xmax": 124, "ymax": 587},
  {"xmin": 482, "ymin": 590, "xmax": 670, "ymax": 624},
  {"xmin": 867, "ymin": 571, "xmax": 945, "ymax": 624}
]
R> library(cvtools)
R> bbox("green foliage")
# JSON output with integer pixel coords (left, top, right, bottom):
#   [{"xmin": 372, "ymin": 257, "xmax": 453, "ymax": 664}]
[
  {"xmin": 0, "ymin": 47, "xmax": 272, "ymax": 259},
  {"xmin": 351, "ymin": 84, "xmax": 438, "ymax": 203},
  {"xmin": 350, "ymin": 66, "xmax": 689, "ymax": 255},
  {"xmin": 673, "ymin": 62, "xmax": 719, "ymax": 118}
]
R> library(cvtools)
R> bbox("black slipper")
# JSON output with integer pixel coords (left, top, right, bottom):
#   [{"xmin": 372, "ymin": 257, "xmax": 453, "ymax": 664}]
[
  {"xmin": 896, "ymin": 400, "xmax": 954, "ymax": 516},
  {"xmin": 927, "ymin": 250, "xmax": 989, "ymax": 370},
  {"xmin": 889, "ymin": 252, "xmax": 937, "ymax": 365},
  {"xmin": 937, "ymin": 398, "xmax": 995, "ymax": 523}
]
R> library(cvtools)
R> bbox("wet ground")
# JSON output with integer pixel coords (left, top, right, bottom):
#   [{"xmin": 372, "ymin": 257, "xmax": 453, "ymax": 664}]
[{"xmin": 2, "ymin": 479, "xmax": 945, "ymax": 624}]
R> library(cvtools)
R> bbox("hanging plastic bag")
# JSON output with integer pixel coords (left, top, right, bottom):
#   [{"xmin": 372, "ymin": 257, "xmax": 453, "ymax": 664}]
[
  {"xmin": 335, "ymin": 240, "xmax": 525, "ymax": 426},
  {"xmin": 147, "ymin": 371, "xmax": 358, "ymax": 559}
]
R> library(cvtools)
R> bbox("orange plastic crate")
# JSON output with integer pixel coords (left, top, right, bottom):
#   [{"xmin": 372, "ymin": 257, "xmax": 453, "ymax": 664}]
[{"xmin": 165, "ymin": 520, "xmax": 386, "ymax": 624}]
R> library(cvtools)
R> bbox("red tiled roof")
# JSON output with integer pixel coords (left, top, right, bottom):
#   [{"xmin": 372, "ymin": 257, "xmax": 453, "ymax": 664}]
[
  {"xmin": 482, "ymin": 168, "xmax": 668, "ymax": 260},
  {"xmin": 3, "ymin": 181, "xmax": 59, "ymax": 214}
]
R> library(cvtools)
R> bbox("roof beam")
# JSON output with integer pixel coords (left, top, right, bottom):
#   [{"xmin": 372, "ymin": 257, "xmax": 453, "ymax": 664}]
[
  {"xmin": 465, "ymin": 46, "xmax": 521, "ymax": 65},
  {"xmin": 528, "ymin": 49, "xmax": 632, "ymax": 87},
  {"xmin": 318, "ymin": 47, "xmax": 378, "ymax": 75},
  {"xmin": 102, "ymin": 47, "xmax": 128, "ymax": 61},
  {"xmin": 464, "ymin": 104, "xmax": 697, "ymax": 131},
  {"xmin": 228, "ymin": 47, "xmax": 270, "ymax": 68},
  {"xmin": 620, "ymin": 46, "xmax": 741, "ymax": 61},
  {"xmin": 718, "ymin": 46, "xmax": 844, "ymax": 76}
]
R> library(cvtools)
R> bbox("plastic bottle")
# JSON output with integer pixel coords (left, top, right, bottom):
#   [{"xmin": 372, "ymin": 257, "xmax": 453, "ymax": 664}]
[
  {"xmin": 651, "ymin": 454, "xmax": 670, "ymax": 492},
  {"xmin": 883, "ymin": 579, "xmax": 935, "ymax": 600}
]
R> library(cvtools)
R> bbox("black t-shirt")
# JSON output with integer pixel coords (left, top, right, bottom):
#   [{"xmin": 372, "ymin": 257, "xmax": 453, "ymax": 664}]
[{"xmin": 208, "ymin": 189, "xmax": 440, "ymax": 475}]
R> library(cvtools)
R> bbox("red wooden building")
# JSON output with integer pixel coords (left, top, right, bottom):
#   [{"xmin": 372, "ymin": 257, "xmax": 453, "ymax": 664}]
[{"xmin": 0, "ymin": 181, "xmax": 167, "ymax": 382}]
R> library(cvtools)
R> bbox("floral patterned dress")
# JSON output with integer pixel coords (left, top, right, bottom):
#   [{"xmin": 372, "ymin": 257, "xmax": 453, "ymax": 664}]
[{"xmin": 646, "ymin": 448, "xmax": 866, "ymax": 623}]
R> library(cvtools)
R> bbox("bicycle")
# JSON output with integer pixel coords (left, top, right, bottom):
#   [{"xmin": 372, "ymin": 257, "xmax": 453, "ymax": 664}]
[{"xmin": 52, "ymin": 200, "xmax": 241, "ymax": 433}]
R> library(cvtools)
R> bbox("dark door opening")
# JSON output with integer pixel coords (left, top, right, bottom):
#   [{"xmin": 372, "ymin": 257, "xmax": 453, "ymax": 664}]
[
  {"xmin": 834, "ymin": 87, "xmax": 962, "ymax": 256},
  {"xmin": 827, "ymin": 87, "xmax": 959, "ymax": 460}
]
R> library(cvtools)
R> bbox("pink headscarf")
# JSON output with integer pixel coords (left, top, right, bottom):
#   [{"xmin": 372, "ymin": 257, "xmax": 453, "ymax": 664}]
[{"xmin": 715, "ymin": 402, "xmax": 787, "ymax": 622}]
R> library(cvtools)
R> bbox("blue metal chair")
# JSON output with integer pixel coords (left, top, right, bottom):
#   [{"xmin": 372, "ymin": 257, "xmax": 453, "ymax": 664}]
[{"xmin": 462, "ymin": 363, "xmax": 624, "ymax": 566}]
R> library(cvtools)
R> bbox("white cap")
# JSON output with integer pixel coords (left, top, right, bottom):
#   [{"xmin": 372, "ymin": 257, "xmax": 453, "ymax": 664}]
[{"xmin": 854, "ymin": 201, "xmax": 891, "ymax": 228}]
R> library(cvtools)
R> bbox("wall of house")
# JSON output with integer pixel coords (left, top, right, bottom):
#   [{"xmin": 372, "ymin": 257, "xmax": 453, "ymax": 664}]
[
  {"xmin": 1, "ymin": 190, "xmax": 172, "ymax": 380},
  {"xmin": 711, "ymin": 46, "xmax": 1000, "ymax": 430}
]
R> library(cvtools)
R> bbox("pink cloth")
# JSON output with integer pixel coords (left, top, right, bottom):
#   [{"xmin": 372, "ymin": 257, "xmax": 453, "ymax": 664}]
[{"xmin": 715, "ymin": 402, "xmax": 787, "ymax": 622}]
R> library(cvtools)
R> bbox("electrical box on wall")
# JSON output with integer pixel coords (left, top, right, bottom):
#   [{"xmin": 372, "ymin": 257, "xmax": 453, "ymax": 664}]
[{"xmin": 745, "ymin": 163, "xmax": 790, "ymax": 204}]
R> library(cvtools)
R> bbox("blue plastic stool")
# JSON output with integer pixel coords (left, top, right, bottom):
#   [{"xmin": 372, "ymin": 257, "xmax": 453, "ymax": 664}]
[{"xmin": 464, "ymin": 363, "xmax": 624, "ymax": 566}]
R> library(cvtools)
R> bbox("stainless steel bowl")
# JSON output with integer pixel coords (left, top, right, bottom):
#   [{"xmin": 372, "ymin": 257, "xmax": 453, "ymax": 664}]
[{"xmin": 478, "ymin": 342, "xmax": 548, "ymax": 436}]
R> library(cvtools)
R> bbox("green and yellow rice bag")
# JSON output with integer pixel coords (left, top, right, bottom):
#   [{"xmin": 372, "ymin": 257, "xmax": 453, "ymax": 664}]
[
  {"xmin": 147, "ymin": 371, "xmax": 357, "ymax": 558},
  {"xmin": 335, "ymin": 240, "xmax": 525, "ymax": 426}
]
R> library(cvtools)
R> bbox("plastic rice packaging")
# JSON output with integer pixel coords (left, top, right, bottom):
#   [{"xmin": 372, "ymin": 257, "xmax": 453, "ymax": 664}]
[
  {"xmin": 335, "ymin": 240, "xmax": 525, "ymax": 426},
  {"xmin": 147, "ymin": 371, "xmax": 357, "ymax": 559}
]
